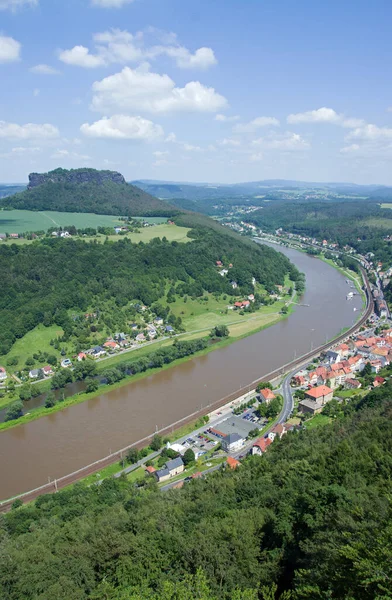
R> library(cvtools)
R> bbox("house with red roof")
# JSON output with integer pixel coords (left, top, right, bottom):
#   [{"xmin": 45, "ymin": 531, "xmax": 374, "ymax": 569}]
[
  {"xmin": 304, "ymin": 385, "xmax": 333, "ymax": 404},
  {"xmin": 373, "ymin": 376, "xmax": 386, "ymax": 388},
  {"xmin": 251, "ymin": 437, "xmax": 272, "ymax": 455},
  {"xmin": 226, "ymin": 457, "xmax": 241, "ymax": 469},
  {"xmin": 145, "ymin": 466, "xmax": 156, "ymax": 475},
  {"xmin": 345, "ymin": 378, "xmax": 362, "ymax": 390},
  {"xmin": 259, "ymin": 388, "xmax": 276, "ymax": 404},
  {"xmin": 42, "ymin": 365, "xmax": 54, "ymax": 377},
  {"xmin": 78, "ymin": 352, "xmax": 87, "ymax": 362},
  {"xmin": 104, "ymin": 341, "xmax": 120, "ymax": 350}
]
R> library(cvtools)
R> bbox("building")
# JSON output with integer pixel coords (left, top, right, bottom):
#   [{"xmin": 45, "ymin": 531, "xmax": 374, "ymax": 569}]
[
  {"xmin": 103, "ymin": 341, "xmax": 119, "ymax": 350},
  {"xmin": 305, "ymin": 385, "xmax": 333, "ymax": 405},
  {"xmin": 0, "ymin": 366, "xmax": 7, "ymax": 381},
  {"xmin": 226, "ymin": 457, "xmax": 241, "ymax": 469},
  {"xmin": 154, "ymin": 457, "xmax": 184, "ymax": 482},
  {"xmin": 344, "ymin": 378, "xmax": 362, "ymax": 390},
  {"xmin": 299, "ymin": 399, "xmax": 324, "ymax": 415},
  {"xmin": 209, "ymin": 415, "xmax": 257, "ymax": 440},
  {"xmin": 221, "ymin": 433, "xmax": 244, "ymax": 452},
  {"xmin": 251, "ymin": 437, "xmax": 272, "ymax": 455},
  {"xmin": 145, "ymin": 466, "xmax": 156, "ymax": 475},
  {"xmin": 376, "ymin": 299, "xmax": 388, "ymax": 318},
  {"xmin": 42, "ymin": 365, "xmax": 54, "ymax": 377},
  {"xmin": 29, "ymin": 369, "xmax": 40, "ymax": 379},
  {"xmin": 259, "ymin": 388, "xmax": 276, "ymax": 403}
]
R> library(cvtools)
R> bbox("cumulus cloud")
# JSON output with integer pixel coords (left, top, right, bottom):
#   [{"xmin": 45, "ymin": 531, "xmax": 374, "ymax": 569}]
[
  {"xmin": 234, "ymin": 116, "xmax": 280, "ymax": 133},
  {"xmin": 250, "ymin": 152, "xmax": 263, "ymax": 162},
  {"xmin": 252, "ymin": 131, "xmax": 310, "ymax": 151},
  {"xmin": 59, "ymin": 45, "xmax": 106, "ymax": 68},
  {"xmin": 0, "ymin": 0, "xmax": 37, "ymax": 11},
  {"xmin": 219, "ymin": 138, "xmax": 241, "ymax": 146},
  {"xmin": 30, "ymin": 64, "xmax": 60, "ymax": 75},
  {"xmin": 0, "ymin": 121, "xmax": 59, "ymax": 140},
  {"xmin": 346, "ymin": 123, "xmax": 392, "ymax": 141},
  {"xmin": 340, "ymin": 144, "xmax": 360, "ymax": 154},
  {"xmin": 0, "ymin": 35, "xmax": 21, "ymax": 63},
  {"xmin": 59, "ymin": 28, "xmax": 217, "ymax": 70},
  {"xmin": 90, "ymin": 66, "xmax": 227, "ymax": 114},
  {"xmin": 215, "ymin": 114, "xmax": 240, "ymax": 122},
  {"xmin": 153, "ymin": 150, "xmax": 169, "ymax": 158},
  {"xmin": 80, "ymin": 114, "xmax": 164, "ymax": 140},
  {"xmin": 287, "ymin": 107, "xmax": 364, "ymax": 128},
  {"xmin": 183, "ymin": 143, "xmax": 202, "ymax": 152},
  {"xmin": 0, "ymin": 146, "xmax": 41, "ymax": 159},
  {"xmin": 51, "ymin": 149, "xmax": 91, "ymax": 161},
  {"xmin": 91, "ymin": 0, "xmax": 136, "ymax": 7}
]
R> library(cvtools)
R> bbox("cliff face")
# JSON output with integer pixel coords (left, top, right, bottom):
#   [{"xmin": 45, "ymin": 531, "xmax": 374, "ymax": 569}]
[{"xmin": 28, "ymin": 168, "xmax": 126, "ymax": 189}]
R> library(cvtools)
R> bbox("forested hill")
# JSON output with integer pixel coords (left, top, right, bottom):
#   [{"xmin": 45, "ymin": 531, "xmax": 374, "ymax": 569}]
[
  {"xmin": 1, "ymin": 380, "xmax": 391, "ymax": 599},
  {"xmin": 0, "ymin": 226, "xmax": 297, "ymax": 355},
  {"xmin": 0, "ymin": 168, "xmax": 178, "ymax": 217}
]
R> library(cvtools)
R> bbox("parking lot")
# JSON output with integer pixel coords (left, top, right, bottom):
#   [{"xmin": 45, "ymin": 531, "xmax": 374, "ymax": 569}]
[{"xmin": 183, "ymin": 432, "xmax": 219, "ymax": 458}]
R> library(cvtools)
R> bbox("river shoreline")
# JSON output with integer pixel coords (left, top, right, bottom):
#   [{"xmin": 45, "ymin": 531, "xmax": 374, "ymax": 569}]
[
  {"xmin": 0, "ymin": 244, "xmax": 366, "ymax": 500},
  {"xmin": 0, "ymin": 305, "xmax": 292, "ymax": 433}
]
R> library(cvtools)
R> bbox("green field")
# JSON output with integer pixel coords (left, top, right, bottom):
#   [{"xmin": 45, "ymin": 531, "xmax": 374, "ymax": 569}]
[
  {"xmin": 0, "ymin": 210, "xmax": 168, "ymax": 234},
  {"xmin": 381, "ymin": 203, "xmax": 392, "ymax": 210},
  {"xmin": 89, "ymin": 223, "xmax": 191, "ymax": 244},
  {"xmin": 364, "ymin": 217, "xmax": 392, "ymax": 229},
  {"xmin": 0, "ymin": 324, "xmax": 66, "ymax": 375}
]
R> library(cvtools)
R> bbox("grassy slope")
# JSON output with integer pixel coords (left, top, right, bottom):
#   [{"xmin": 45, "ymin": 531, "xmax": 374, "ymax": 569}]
[{"xmin": 0, "ymin": 324, "xmax": 65, "ymax": 374}]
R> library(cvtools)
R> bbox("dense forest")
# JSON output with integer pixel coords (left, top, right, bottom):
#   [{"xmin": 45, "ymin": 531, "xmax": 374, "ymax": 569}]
[
  {"xmin": 1, "ymin": 378, "xmax": 391, "ymax": 599},
  {"xmin": 249, "ymin": 200, "xmax": 392, "ymax": 265},
  {"xmin": 0, "ymin": 226, "xmax": 297, "ymax": 354},
  {"xmin": 0, "ymin": 169, "xmax": 177, "ymax": 217}
]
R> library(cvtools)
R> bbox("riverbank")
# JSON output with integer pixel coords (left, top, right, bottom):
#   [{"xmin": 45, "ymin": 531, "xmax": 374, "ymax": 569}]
[
  {"xmin": 0, "ymin": 305, "xmax": 293, "ymax": 433},
  {"xmin": 0, "ymin": 259, "xmax": 372, "ymax": 508}
]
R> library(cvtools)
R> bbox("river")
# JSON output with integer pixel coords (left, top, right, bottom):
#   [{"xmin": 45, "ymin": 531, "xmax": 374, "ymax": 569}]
[{"xmin": 0, "ymin": 244, "xmax": 364, "ymax": 500}]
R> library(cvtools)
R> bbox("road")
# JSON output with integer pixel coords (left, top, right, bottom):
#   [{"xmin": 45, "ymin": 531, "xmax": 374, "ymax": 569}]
[{"xmin": 0, "ymin": 264, "xmax": 374, "ymax": 512}]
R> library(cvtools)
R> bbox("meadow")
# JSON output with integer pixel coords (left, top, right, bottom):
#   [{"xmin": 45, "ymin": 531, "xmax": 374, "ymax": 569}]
[{"xmin": 0, "ymin": 210, "xmax": 167, "ymax": 234}]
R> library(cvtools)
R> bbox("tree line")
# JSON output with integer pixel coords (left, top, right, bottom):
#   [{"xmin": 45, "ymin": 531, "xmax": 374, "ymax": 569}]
[{"xmin": 1, "ymin": 380, "xmax": 391, "ymax": 598}]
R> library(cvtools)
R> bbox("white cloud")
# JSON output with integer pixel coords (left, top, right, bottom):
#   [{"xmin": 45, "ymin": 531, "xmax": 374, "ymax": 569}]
[
  {"xmin": 234, "ymin": 116, "xmax": 280, "ymax": 133},
  {"xmin": 183, "ymin": 143, "xmax": 202, "ymax": 152},
  {"xmin": 0, "ymin": 35, "xmax": 21, "ymax": 63},
  {"xmin": 346, "ymin": 123, "xmax": 392, "ymax": 141},
  {"xmin": 153, "ymin": 150, "xmax": 169, "ymax": 158},
  {"xmin": 287, "ymin": 107, "xmax": 365, "ymax": 128},
  {"xmin": 51, "ymin": 149, "xmax": 91, "ymax": 161},
  {"xmin": 340, "ymin": 144, "xmax": 360, "ymax": 154},
  {"xmin": 156, "ymin": 45, "xmax": 217, "ymax": 69},
  {"xmin": 0, "ymin": 146, "xmax": 41, "ymax": 158},
  {"xmin": 252, "ymin": 132, "xmax": 309, "ymax": 151},
  {"xmin": 30, "ymin": 64, "xmax": 60, "ymax": 75},
  {"xmin": 59, "ymin": 28, "xmax": 217, "ymax": 70},
  {"xmin": 0, "ymin": 0, "xmax": 37, "ymax": 11},
  {"xmin": 90, "ymin": 65, "xmax": 227, "ymax": 114},
  {"xmin": 0, "ymin": 121, "xmax": 59, "ymax": 140},
  {"xmin": 91, "ymin": 0, "xmax": 136, "ymax": 7},
  {"xmin": 165, "ymin": 132, "xmax": 176, "ymax": 142},
  {"xmin": 33, "ymin": 88, "xmax": 40, "ymax": 97},
  {"xmin": 59, "ymin": 45, "xmax": 106, "ymax": 68},
  {"xmin": 220, "ymin": 138, "xmax": 241, "ymax": 146},
  {"xmin": 80, "ymin": 114, "xmax": 164, "ymax": 140},
  {"xmin": 215, "ymin": 114, "xmax": 240, "ymax": 122}
]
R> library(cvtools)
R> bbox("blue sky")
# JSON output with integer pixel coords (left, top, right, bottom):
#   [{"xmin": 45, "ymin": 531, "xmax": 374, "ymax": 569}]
[{"xmin": 1, "ymin": 0, "xmax": 392, "ymax": 184}]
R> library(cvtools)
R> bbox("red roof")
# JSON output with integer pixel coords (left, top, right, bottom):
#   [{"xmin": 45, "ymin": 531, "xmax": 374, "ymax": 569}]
[
  {"xmin": 227, "ymin": 457, "xmax": 240, "ymax": 469},
  {"xmin": 145, "ymin": 466, "xmax": 156, "ymax": 474},
  {"xmin": 260, "ymin": 388, "xmax": 276, "ymax": 401},
  {"xmin": 375, "ymin": 376, "xmax": 385, "ymax": 384},
  {"xmin": 272, "ymin": 423, "xmax": 285, "ymax": 435},
  {"xmin": 253, "ymin": 437, "xmax": 272, "ymax": 452},
  {"xmin": 306, "ymin": 385, "xmax": 333, "ymax": 399}
]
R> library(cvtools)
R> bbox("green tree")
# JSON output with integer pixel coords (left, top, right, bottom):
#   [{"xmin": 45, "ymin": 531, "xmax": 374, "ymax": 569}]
[
  {"xmin": 183, "ymin": 448, "xmax": 195, "ymax": 466},
  {"xmin": 150, "ymin": 434, "xmax": 163, "ymax": 451},
  {"xmin": 126, "ymin": 448, "xmax": 140, "ymax": 464},
  {"xmin": 5, "ymin": 400, "xmax": 23, "ymax": 422},
  {"xmin": 45, "ymin": 391, "xmax": 56, "ymax": 408}
]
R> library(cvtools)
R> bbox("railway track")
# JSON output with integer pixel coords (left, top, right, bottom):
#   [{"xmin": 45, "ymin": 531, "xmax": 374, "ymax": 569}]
[{"xmin": 0, "ymin": 268, "xmax": 373, "ymax": 512}]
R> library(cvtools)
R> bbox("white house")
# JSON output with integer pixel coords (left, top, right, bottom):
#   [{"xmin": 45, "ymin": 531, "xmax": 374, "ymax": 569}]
[
  {"xmin": 221, "ymin": 433, "xmax": 244, "ymax": 452},
  {"xmin": 0, "ymin": 367, "xmax": 7, "ymax": 381}
]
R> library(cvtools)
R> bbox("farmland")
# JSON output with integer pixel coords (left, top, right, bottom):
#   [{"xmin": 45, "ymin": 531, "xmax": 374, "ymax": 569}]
[{"xmin": 0, "ymin": 210, "xmax": 167, "ymax": 234}]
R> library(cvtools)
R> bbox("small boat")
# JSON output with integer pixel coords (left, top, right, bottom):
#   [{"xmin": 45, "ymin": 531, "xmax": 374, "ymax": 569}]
[
  {"xmin": 353, "ymin": 308, "xmax": 357, "ymax": 312},
  {"xmin": 346, "ymin": 292, "xmax": 354, "ymax": 300}
]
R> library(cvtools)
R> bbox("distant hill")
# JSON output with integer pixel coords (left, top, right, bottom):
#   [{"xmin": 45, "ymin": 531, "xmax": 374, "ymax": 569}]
[
  {"xmin": 0, "ymin": 168, "xmax": 178, "ymax": 217},
  {"xmin": 0, "ymin": 185, "xmax": 25, "ymax": 199}
]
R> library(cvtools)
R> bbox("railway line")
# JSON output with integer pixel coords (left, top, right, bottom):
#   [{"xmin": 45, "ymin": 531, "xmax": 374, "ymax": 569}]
[{"xmin": 0, "ymin": 267, "xmax": 373, "ymax": 512}]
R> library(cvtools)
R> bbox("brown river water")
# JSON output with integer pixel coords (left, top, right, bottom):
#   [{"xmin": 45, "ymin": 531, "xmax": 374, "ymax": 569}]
[{"xmin": 0, "ymin": 244, "xmax": 364, "ymax": 499}]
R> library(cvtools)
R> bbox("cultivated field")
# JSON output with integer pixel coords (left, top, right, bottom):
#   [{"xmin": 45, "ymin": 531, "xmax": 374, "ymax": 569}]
[{"xmin": 0, "ymin": 210, "xmax": 167, "ymax": 234}]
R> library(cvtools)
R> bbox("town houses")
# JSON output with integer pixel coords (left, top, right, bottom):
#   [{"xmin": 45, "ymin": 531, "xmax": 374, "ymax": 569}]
[{"xmin": 292, "ymin": 327, "xmax": 392, "ymax": 415}]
